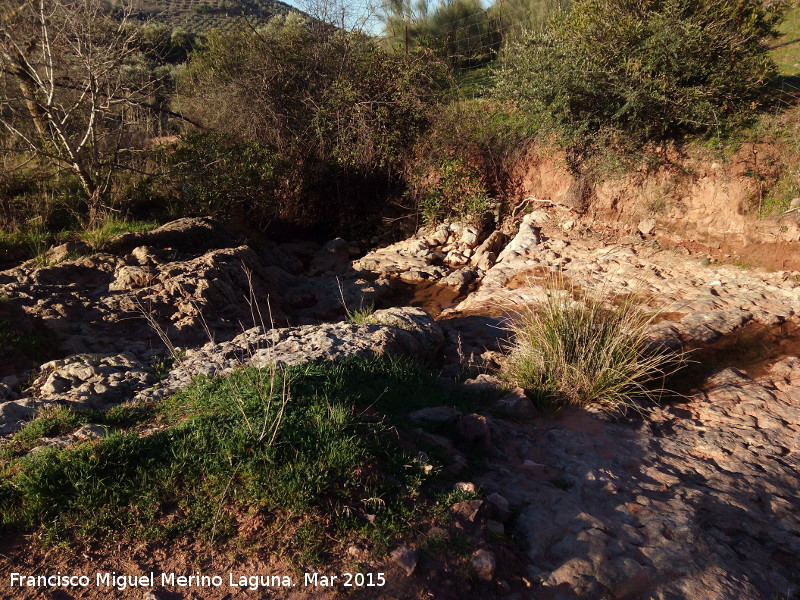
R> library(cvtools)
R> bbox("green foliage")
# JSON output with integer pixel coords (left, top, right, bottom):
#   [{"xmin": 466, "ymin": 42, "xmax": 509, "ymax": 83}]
[
  {"xmin": 137, "ymin": 22, "xmax": 199, "ymax": 66},
  {"xmin": 0, "ymin": 405, "xmax": 149, "ymax": 461},
  {"xmin": 486, "ymin": 0, "xmax": 571, "ymax": 40},
  {"xmin": 175, "ymin": 14, "xmax": 447, "ymax": 232},
  {"xmin": 770, "ymin": 4, "xmax": 800, "ymax": 76},
  {"xmin": 495, "ymin": 0, "xmax": 788, "ymax": 144},
  {"xmin": 380, "ymin": 0, "xmax": 569, "ymax": 70},
  {"xmin": 345, "ymin": 303, "xmax": 378, "ymax": 325},
  {"xmin": 0, "ymin": 358, "xmax": 473, "ymax": 554},
  {"xmin": 382, "ymin": 0, "xmax": 502, "ymax": 69},
  {"xmin": 79, "ymin": 217, "xmax": 159, "ymax": 248},
  {"xmin": 0, "ymin": 164, "xmax": 84, "ymax": 245},
  {"xmin": 505, "ymin": 278, "xmax": 683, "ymax": 411},
  {"xmin": 150, "ymin": 132, "xmax": 284, "ymax": 228},
  {"xmin": 412, "ymin": 157, "xmax": 492, "ymax": 225},
  {"xmin": 760, "ymin": 167, "xmax": 800, "ymax": 215},
  {"xmin": 409, "ymin": 99, "xmax": 537, "ymax": 211}
]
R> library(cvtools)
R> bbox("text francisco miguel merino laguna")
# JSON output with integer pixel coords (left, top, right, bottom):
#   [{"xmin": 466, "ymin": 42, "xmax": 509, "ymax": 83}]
[{"xmin": 9, "ymin": 571, "xmax": 387, "ymax": 591}]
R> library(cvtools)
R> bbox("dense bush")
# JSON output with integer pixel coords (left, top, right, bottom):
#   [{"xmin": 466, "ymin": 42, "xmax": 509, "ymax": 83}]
[
  {"xmin": 411, "ymin": 156, "xmax": 492, "ymax": 225},
  {"xmin": 381, "ymin": 0, "xmax": 570, "ymax": 70},
  {"xmin": 414, "ymin": 99, "xmax": 535, "ymax": 183},
  {"xmin": 494, "ymin": 0, "xmax": 787, "ymax": 143},
  {"xmin": 174, "ymin": 14, "xmax": 448, "ymax": 233},
  {"xmin": 381, "ymin": 0, "xmax": 502, "ymax": 69},
  {"xmin": 139, "ymin": 133, "xmax": 285, "ymax": 229}
]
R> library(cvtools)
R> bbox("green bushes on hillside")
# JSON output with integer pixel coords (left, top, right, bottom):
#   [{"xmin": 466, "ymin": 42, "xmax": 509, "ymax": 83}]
[{"xmin": 494, "ymin": 0, "xmax": 788, "ymax": 144}]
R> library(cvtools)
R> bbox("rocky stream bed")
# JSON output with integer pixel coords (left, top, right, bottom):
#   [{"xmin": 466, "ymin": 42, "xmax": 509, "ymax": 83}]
[{"xmin": 0, "ymin": 212, "xmax": 798, "ymax": 599}]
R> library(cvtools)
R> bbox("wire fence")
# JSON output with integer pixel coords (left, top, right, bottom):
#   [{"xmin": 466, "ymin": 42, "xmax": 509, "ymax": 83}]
[{"xmin": 378, "ymin": 1, "xmax": 800, "ymax": 106}]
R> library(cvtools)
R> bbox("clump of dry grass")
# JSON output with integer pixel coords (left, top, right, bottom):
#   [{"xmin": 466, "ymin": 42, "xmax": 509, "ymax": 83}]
[{"xmin": 505, "ymin": 278, "xmax": 683, "ymax": 412}]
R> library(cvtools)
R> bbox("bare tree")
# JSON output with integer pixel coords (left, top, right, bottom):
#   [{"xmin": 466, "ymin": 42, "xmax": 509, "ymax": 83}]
[{"xmin": 0, "ymin": 0, "xmax": 155, "ymax": 225}]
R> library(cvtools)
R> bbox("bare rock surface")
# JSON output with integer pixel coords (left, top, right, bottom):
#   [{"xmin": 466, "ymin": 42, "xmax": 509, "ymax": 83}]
[
  {"xmin": 0, "ymin": 307, "xmax": 443, "ymax": 435},
  {"xmin": 155, "ymin": 306, "xmax": 444, "ymax": 394},
  {"xmin": 473, "ymin": 358, "xmax": 800, "ymax": 599},
  {"xmin": 0, "ymin": 218, "xmax": 391, "ymax": 358},
  {"xmin": 0, "ymin": 352, "xmax": 157, "ymax": 434},
  {"xmin": 352, "ymin": 222, "xmax": 495, "ymax": 298}
]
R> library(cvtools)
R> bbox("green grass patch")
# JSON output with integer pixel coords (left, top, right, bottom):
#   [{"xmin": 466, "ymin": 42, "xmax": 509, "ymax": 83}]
[
  {"xmin": 770, "ymin": 4, "xmax": 800, "ymax": 77},
  {"xmin": 345, "ymin": 303, "xmax": 377, "ymax": 325},
  {"xmin": 79, "ymin": 217, "xmax": 159, "ymax": 248},
  {"xmin": 0, "ymin": 357, "xmax": 479, "ymax": 559},
  {"xmin": 0, "ymin": 405, "xmax": 152, "ymax": 461}
]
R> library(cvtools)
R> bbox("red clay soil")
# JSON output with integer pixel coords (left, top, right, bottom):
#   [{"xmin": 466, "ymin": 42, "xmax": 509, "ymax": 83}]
[{"xmin": 0, "ymin": 525, "xmax": 531, "ymax": 600}]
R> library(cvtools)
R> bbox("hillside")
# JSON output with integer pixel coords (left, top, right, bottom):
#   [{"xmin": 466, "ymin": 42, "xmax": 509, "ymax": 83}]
[{"xmin": 130, "ymin": 0, "xmax": 301, "ymax": 32}]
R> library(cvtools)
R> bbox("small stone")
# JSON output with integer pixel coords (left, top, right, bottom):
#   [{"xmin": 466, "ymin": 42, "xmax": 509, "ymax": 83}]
[
  {"xmin": 42, "ymin": 373, "xmax": 71, "ymax": 395},
  {"xmin": 486, "ymin": 493, "xmax": 511, "ymax": 522},
  {"xmin": 638, "ymin": 218, "xmax": 657, "ymax": 236},
  {"xmin": 462, "ymin": 374, "xmax": 505, "ymax": 393},
  {"xmin": 461, "ymin": 227, "xmax": 480, "ymax": 247},
  {"xmin": 390, "ymin": 544, "xmax": 419, "ymax": 576},
  {"xmin": 73, "ymin": 424, "xmax": 109, "ymax": 440},
  {"xmin": 451, "ymin": 499, "xmax": 485, "ymax": 523},
  {"xmin": 428, "ymin": 526, "xmax": 448, "ymax": 538},
  {"xmin": 409, "ymin": 406, "xmax": 462, "ymax": 423},
  {"xmin": 455, "ymin": 481, "xmax": 477, "ymax": 493},
  {"xmin": 494, "ymin": 387, "xmax": 536, "ymax": 418},
  {"xmin": 470, "ymin": 549, "xmax": 496, "ymax": 582},
  {"xmin": 487, "ymin": 519, "xmax": 505, "ymax": 536},
  {"xmin": 790, "ymin": 197, "xmax": 800, "ymax": 209},
  {"xmin": 457, "ymin": 413, "xmax": 492, "ymax": 448}
]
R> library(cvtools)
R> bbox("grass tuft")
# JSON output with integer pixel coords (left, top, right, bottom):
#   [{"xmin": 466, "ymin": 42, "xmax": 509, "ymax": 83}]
[
  {"xmin": 504, "ymin": 277, "xmax": 683, "ymax": 412},
  {"xmin": 346, "ymin": 303, "xmax": 377, "ymax": 325},
  {"xmin": 79, "ymin": 217, "xmax": 158, "ymax": 248}
]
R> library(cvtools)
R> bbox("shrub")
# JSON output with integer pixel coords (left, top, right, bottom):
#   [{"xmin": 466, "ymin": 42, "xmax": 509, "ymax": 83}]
[
  {"xmin": 505, "ymin": 279, "xmax": 682, "ymax": 411},
  {"xmin": 149, "ymin": 132, "xmax": 285, "ymax": 229},
  {"xmin": 409, "ymin": 99, "xmax": 537, "ymax": 209},
  {"xmin": 494, "ymin": 0, "xmax": 787, "ymax": 144},
  {"xmin": 79, "ymin": 217, "xmax": 159, "ymax": 248},
  {"xmin": 411, "ymin": 156, "xmax": 492, "ymax": 225},
  {"xmin": 381, "ymin": 0, "xmax": 502, "ymax": 70},
  {"xmin": 175, "ymin": 14, "xmax": 448, "ymax": 233}
]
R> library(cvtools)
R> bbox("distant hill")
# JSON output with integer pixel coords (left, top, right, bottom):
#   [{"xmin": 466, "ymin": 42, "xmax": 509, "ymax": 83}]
[{"xmin": 130, "ymin": 0, "xmax": 303, "ymax": 33}]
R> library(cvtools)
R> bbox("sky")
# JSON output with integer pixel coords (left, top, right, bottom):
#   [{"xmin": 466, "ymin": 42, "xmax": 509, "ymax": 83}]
[{"xmin": 280, "ymin": 0, "xmax": 385, "ymax": 34}]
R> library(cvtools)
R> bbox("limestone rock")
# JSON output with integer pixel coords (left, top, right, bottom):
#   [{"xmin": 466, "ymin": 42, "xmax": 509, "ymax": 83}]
[
  {"xmin": 638, "ymin": 218, "xmax": 657, "ymax": 236},
  {"xmin": 450, "ymin": 500, "xmax": 485, "ymax": 523},
  {"xmin": 470, "ymin": 549, "xmax": 496, "ymax": 582},
  {"xmin": 390, "ymin": 545, "xmax": 419, "ymax": 576},
  {"xmin": 409, "ymin": 406, "xmax": 461, "ymax": 424}
]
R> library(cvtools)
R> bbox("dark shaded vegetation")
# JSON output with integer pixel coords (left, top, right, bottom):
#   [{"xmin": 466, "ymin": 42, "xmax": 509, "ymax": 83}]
[
  {"xmin": 0, "ymin": 297, "xmax": 57, "ymax": 375},
  {"xmin": 164, "ymin": 14, "xmax": 449, "ymax": 236}
]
